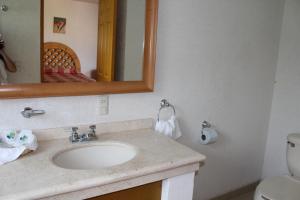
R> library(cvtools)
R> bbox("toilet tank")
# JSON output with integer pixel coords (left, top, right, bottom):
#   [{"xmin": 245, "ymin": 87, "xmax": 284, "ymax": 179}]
[{"xmin": 287, "ymin": 133, "xmax": 300, "ymax": 178}]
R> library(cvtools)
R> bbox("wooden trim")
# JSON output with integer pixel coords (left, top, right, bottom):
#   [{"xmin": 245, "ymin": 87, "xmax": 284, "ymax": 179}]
[
  {"xmin": 143, "ymin": 0, "xmax": 158, "ymax": 90},
  {"xmin": 0, "ymin": 0, "xmax": 158, "ymax": 99},
  {"xmin": 211, "ymin": 181, "xmax": 259, "ymax": 200},
  {"xmin": 0, "ymin": 81, "xmax": 152, "ymax": 99}
]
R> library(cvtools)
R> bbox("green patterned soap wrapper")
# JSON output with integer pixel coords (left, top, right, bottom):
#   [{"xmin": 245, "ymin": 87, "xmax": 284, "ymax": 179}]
[
  {"xmin": 0, "ymin": 130, "xmax": 18, "ymax": 147},
  {"xmin": 6, "ymin": 131, "xmax": 16, "ymax": 140}
]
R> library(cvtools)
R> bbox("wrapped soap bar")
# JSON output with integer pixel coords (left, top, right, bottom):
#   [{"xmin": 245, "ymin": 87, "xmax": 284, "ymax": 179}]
[{"xmin": 0, "ymin": 129, "xmax": 38, "ymax": 165}]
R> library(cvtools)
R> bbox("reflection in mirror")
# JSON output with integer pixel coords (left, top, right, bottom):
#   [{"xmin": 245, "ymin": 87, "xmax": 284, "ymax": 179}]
[
  {"xmin": 0, "ymin": 0, "xmax": 146, "ymax": 85},
  {"xmin": 0, "ymin": 0, "xmax": 41, "ymax": 84}
]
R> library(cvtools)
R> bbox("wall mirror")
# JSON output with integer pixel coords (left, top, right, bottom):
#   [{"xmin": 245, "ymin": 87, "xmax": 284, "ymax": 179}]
[{"xmin": 0, "ymin": 0, "xmax": 157, "ymax": 98}]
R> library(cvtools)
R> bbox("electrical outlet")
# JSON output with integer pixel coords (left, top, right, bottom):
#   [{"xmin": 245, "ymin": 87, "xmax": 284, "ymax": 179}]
[{"xmin": 97, "ymin": 95, "xmax": 109, "ymax": 116}]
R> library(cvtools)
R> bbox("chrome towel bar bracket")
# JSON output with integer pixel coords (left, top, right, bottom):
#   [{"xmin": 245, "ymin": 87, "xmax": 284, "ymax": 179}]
[{"xmin": 157, "ymin": 99, "xmax": 176, "ymax": 122}]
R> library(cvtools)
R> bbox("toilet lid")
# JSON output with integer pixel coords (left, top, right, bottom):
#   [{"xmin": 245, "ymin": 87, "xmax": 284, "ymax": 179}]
[{"xmin": 257, "ymin": 176, "xmax": 300, "ymax": 200}]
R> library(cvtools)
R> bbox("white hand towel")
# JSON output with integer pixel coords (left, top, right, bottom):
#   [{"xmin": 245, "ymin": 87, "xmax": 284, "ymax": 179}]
[
  {"xmin": 173, "ymin": 117, "xmax": 182, "ymax": 139},
  {"xmin": 0, "ymin": 146, "xmax": 26, "ymax": 165},
  {"xmin": 0, "ymin": 130, "xmax": 38, "ymax": 165},
  {"xmin": 0, "ymin": 59, "xmax": 8, "ymax": 84},
  {"xmin": 155, "ymin": 115, "xmax": 182, "ymax": 140}
]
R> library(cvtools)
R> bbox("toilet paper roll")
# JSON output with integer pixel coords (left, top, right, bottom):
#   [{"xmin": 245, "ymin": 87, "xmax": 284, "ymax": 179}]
[{"xmin": 200, "ymin": 128, "xmax": 218, "ymax": 145}]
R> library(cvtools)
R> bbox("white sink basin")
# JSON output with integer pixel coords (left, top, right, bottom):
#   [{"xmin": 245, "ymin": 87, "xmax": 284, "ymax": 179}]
[{"xmin": 52, "ymin": 142, "xmax": 137, "ymax": 170}]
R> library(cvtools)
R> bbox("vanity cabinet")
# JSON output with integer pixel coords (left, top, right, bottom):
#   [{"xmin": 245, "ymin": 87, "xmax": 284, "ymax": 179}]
[
  {"xmin": 0, "ymin": 123, "xmax": 205, "ymax": 200},
  {"xmin": 87, "ymin": 181, "xmax": 162, "ymax": 200}
]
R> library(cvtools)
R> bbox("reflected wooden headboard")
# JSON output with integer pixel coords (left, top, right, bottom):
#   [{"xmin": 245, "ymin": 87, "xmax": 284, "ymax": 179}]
[{"xmin": 43, "ymin": 42, "xmax": 81, "ymax": 73}]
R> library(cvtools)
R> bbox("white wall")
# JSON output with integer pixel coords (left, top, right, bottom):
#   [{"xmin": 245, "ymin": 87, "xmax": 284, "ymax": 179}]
[
  {"xmin": 263, "ymin": 0, "xmax": 300, "ymax": 178},
  {"xmin": 0, "ymin": 0, "xmax": 284, "ymax": 199},
  {"xmin": 44, "ymin": 0, "xmax": 98, "ymax": 77},
  {"xmin": 157, "ymin": 1, "xmax": 283, "ymax": 199},
  {"xmin": 0, "ymin": 0, "xmax": 40, "ymax": 84}
]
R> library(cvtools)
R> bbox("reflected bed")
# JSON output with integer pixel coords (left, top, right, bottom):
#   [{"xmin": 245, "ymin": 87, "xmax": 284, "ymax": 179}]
[{"xmin": 43, "ymin": 42, "xmax": 95, "ymax": 83}]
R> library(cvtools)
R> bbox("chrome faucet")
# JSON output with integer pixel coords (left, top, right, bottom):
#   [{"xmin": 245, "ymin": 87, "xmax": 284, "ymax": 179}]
[
  {"xmin": 70, "ymin": 125, "xmax": 97, "ymax": 143},
  {"xmin": 21, "ymin": 107, "xmax": 45, "ymax": 118}
]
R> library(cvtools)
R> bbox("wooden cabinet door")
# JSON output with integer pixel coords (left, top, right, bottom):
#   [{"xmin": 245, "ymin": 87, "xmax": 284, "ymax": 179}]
[
  {"xmin": 97, "ymin": 0, "xmax": 117, "ymax": 82},
  {"xmin": 87, "ymin": 181, "xmax": 162, "ymax": 200}
]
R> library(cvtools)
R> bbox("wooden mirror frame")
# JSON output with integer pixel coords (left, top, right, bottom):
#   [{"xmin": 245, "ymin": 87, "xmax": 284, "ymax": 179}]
[{"xmin": 0, "ymin": 0, "xmax": 158, "ymax": 99}]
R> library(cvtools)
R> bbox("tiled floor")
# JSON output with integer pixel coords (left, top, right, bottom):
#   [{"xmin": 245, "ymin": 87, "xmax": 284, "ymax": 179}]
[{"xmin": 230, "ymin": 192, "xmax": 254, "ymax": 200}]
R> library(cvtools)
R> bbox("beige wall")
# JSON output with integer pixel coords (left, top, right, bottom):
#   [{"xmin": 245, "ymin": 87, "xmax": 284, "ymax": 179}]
[
  {"xmin": 0, "ymin": 0, "xmax": 285, "ymax": 199},
  {"xmin": 0, "ymin": 0, "xmax": 40, "ymax": 84},
  {"xmin": 44, "ymin": 0, "xmax": 98, "ymax": 77}
]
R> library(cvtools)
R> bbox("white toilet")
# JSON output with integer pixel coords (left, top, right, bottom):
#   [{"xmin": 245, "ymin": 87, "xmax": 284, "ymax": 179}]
[{"xmin": 255, "ymin": 133, "xmax": 300, "ymax": 200}]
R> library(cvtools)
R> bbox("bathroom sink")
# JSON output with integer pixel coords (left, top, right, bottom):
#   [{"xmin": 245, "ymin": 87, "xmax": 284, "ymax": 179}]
[{"xmin": 52, "ymin": 142, "xmax": 137, "ymax": 170}]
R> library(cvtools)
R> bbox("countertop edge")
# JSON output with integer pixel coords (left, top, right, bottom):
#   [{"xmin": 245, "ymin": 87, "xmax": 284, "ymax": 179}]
[
  {"xmin": 41, "ymin": 162, "xmax": 202, "ymax": 200},
  {"xmin": 5, "ymin": 160, "xmax": 204, "ymax": 200}
]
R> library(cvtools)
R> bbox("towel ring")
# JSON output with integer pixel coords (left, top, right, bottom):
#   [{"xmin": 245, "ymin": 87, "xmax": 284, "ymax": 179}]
[{"xmin": 157, "ymin": 99, "xmax": 176, "ymax": 122}]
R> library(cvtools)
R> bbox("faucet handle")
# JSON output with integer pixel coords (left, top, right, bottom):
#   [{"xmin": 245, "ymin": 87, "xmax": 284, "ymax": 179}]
[
  {"xmin": 70, "ymin": 127, "xmax": 80, "ymax": 143},
  {"xmin": 88, "ymin": 125, "xmax": 97, "ymax": 139},
  {"xmin": 72, "ymin": 127, "xmax": 79, "ymax": 138},
  {"xmin": 72, "ymin": 127, "xmax": 79, "ymax": 133},
  {"xmin": 90, "ymin": 125, "xmax": 96, "ymax": 130},
  {"xmin": 89, "ymin": 125, "xmax": 96, "ymax": 131}
]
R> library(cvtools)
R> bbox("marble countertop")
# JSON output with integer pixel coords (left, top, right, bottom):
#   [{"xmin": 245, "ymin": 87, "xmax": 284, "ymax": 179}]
[{"xmin": 0, "ymin": 127, "xmax": 205, "ymax": 200}]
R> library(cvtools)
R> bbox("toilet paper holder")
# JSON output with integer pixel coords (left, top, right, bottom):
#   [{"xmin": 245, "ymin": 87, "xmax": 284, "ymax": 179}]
[
  {"xmin": 201, "ymin": 121, "xmax": 212, "ymax": 137},
  {"xmin": 202, "ymin": 121, "xmax": 212, "ymax": 129},
  {"xmin": 200, "ymin": 121, "xmax": 218, "ymax": 144}
]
